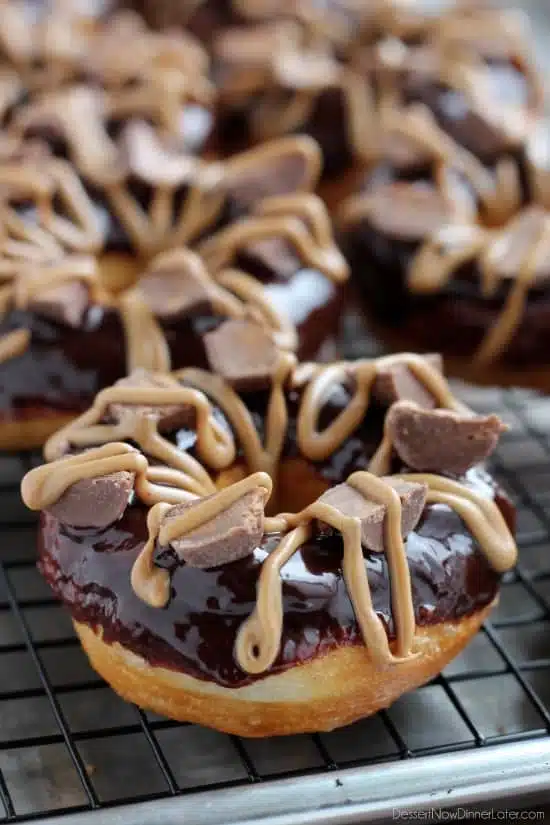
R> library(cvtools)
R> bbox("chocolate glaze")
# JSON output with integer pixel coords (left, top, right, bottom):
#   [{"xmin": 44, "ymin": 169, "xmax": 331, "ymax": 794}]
[
  {"xmin": 0, "ymin": 261, "xmax": 342, "ymax": 422},
  {"xmin": 20, "ymin": 105, "xmax": 213, "ymax": 254},
  {"xmin": 37, "ymin": 378, "xmax": 512, "ymax": 687},
  {"xmin": 38, "ymin": 469, "xmax": 504, "ymax": 688},
  {"xmin": 403, "ymin": 58, "xmax": 532, "ymax": 164},
  {"xmin": 213, "ymin": 87, "xmax": 354, "ymax": 177},
  {"xmin": 342, "ymin": 203, "xmax": 550, "ymax": 368},
  {"xmin": 213, "ymin": 53, "xmax": 531, "ymax": 176}
]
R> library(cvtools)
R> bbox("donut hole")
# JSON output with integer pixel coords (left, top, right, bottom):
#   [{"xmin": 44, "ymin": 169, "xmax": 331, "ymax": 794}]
[
  {"xmin": 97, "ymin": 252, "xmax": 143, "ymax": 293},
  {"xmin": 216, "ymin": 457, "xmax": 330, "ymax": 516}
]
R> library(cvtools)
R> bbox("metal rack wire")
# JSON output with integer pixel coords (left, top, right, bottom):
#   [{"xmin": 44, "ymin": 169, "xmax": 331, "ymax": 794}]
[{"xmin": 1, "ymin": 356, "xmax": 550, "ymax": 822}]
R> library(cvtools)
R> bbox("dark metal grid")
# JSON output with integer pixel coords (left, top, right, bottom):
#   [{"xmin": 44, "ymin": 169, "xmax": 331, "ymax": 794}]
[{"xmin": 1, "ymin": 379, "xmax": 550, "ymax": 820}]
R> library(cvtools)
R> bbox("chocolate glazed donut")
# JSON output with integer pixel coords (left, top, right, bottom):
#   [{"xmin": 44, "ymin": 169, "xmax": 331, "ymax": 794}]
[
  {"xmin": 339, "ymin": 103, "xmax": 550, "ymax": 391},
  {"xmin": 208, "ymin": 2, "xmax": 541, "ymax": 183},
  {"xmin": 22, "ymin": 350, "xmax": 517, "ymax": 736},
  {"xmin": 0, "ymin": 139, "xmax": 347, "ymax": 450},
  {"xmin": 0, "ymin": 6, "xmax": 215, "ymax": 293}
]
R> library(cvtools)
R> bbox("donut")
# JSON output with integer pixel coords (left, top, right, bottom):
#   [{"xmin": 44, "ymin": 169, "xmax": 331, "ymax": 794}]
[
  {"xmin": 207, "ymin": 2, "xmax": 541, "ymax": 181},
  {"xmin": 0, "ymin": 7, "xmax": 216, "ymax": 292},
  {"xmin": 0, "ymin": 140, "xmax": 347, "ymax": 450},
  {"xmin": 339, "ymin": 104, "xmax": 550, "ymax": 390},
  {"xmin": 21, "ymin": 349, "xmax": 517, "ymax": 736}
]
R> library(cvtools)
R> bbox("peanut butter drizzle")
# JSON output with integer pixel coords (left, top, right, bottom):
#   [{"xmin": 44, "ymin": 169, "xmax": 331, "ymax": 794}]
[
  {"xmin": 31, "ymin": 352, "xmax": 516, "ymax": 673},
  {"xmin": 237, "ymin": 468, "xmax": 517, "ymax": 673},
  {"xmin": 340, "ymin": 101, "xmax": 550, "ymax": 366},
  {"xmin": 117, "ymin": 288, "xmax": 171, "ymax": 374},
  {"xmin": 0, "ymin": 252, "xmax": 99, "ymax": 365},
  {"xmin": 198, "ymin": 194, "xmax": 348, "ymax": 284},
  {"xmin": 0, "ymin": 4, "xmax": 210, "ymax": 94},
  {"xmin": 215, "ymin": 3, "xmax": 539, "ymax": 165},
  {"xmin": 0, "ymin": 150, "xmax": 105, "ymax": 255},
  {"xmin": 132, "ymin": 472, "xmax": 273, "ymax": 608},
  {"xmin": 0, "ymin": 328, "xmax": 30, "ymax": 362},
  {"xmin": 0, "ymin": 188, "xmax": 339, "ymax": 378}
]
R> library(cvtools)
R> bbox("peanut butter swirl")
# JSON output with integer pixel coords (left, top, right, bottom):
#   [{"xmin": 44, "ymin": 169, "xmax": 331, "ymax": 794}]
[{"xmin": 24, "ymin": 353, "xmax": 516, "ymax": 675}]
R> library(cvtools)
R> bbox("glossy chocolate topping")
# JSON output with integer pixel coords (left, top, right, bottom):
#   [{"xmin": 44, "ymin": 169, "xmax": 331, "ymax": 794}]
[
  {"xmin": 342, "ymin": 201, "xmax": 550, "ymax": 368},
  {"xmin": 0, "ymin": 263, "xmax": 341, "ymax": 422},
  {"xmin": 37, "ymin": 377, "xmax": 511, "ymax": 687},
  {"xmin": 39, "ymin": 470, "xmax": 503, "ymax": 688}
]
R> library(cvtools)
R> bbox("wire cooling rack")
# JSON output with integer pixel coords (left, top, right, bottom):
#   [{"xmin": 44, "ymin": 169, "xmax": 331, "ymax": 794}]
[{"xmin": 0, "ymin": 323, "xmax": 549, "ymax": 824}]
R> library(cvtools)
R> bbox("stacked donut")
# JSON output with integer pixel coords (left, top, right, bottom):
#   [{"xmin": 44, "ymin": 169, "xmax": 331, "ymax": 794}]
[{"xmin": 11, "ymin": 0, "xmax": 524, "ymax": 736}]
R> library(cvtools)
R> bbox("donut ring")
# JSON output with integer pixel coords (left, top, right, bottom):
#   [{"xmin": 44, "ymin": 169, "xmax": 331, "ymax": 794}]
[
  {"xmin": 339, "ymin": 103, "xmax": 550, "ymax": 391},
  {"xmin": 208, "ymin": 2, "xmax": 541, "ymax": 181},
  {"xmin": 0, "ymin": 146, "xmax": 347, "ymax": 450},
  {"xmin": 22, "ymin": 351, "xmax": 517, "ymax": 736}
]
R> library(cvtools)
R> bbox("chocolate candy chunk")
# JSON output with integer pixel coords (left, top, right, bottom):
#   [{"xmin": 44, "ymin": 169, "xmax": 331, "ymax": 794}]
[
  {"xmin": 122, "ymin": 121, "xmax": 196, "ymax": 187},
  {"xmin": 204, "ymin": 319, "xmax": 278, "ymax": 391},
  {"xmin": 108, "ymin": 371, "xmax": 195, "ymax": 432},
  {"xmin": 47, "ymin": 471, "xmax": 134, "ymax": 528},
  {"xmin": 28, "ymin": 281, "xmax": 89, "ymax": 328},
  {"xmin": 273, "ymin": 49, "xmax": 339, "ymax": 90},
  {"xmin": 224, "ymin": 138, "xmax": 319, "ymax": 211},
  {"xmin": 386, "ymin": 401, "xmax": 506, "ymax": 474},
  {"xmin": 316, "ymin": 476, "xmax": 427, "ymax": 552},
  {"xmin": 485, "ymin": 207, "xmax": 550, "ymax": 283},
  {"xmin": 165, "ymin": 488, "xmax": 267, "ymax": 568},
  {"xmin": 138, "ymin": 252, "xmax": 212, "ymax": 320},
  {"xmin": 242, "ymin": 237, "xmax": 301, "ymax": 279},
  {"xmin": 373, "ymin": 354, "xmax": 443, "ymax": 410},
  {"xmin": 365, "ymin": 182, "xmax": 455, "ymax": 241}
]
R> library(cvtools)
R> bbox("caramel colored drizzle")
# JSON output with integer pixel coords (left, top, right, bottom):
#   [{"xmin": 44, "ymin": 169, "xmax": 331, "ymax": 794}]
[
  {"xmin": 215, "ymin": 5, "xmax": 539, "ymax": 165},
  {"xmin": 45, "ymin": 379, "xmax": 236, "ymax": 496},
  {"xmin": 0, "ymin": 4, "xmax": 210, "ymax": 94},
  {"xmin": 407, "ymin": 211, "xmax": 550, "ymax": 367},
  {"xmin": 0, "ymin": 253, "xmax": 99, "ymax": 365},
  {"xmin": 198, "ymin": 194, "xmax": 348, "ymax": 284},
  {"xmin": 0, "ymin": 328, "xmax": 30, "ymax": 362},
  {"xmin": 236, "ymin": 469, "xmax": 516, "ymax": 673},
  {"xmin": 132, "ymin": 472, "xmax": 273, "ymax": 608},
  {"xmin": 31, "ymin": 352, "xmax": 517, "ymax": 674},
  {"xmin": 117, "ymin": 288, "xmax": 171, "ymax": 374},
  {"xmin": 340, "ymin": 103, "xmax": 550, "ymax": 365},
  {"xmin": 0, "ymin": 189, "xmax": 341, "ymax": 377}
]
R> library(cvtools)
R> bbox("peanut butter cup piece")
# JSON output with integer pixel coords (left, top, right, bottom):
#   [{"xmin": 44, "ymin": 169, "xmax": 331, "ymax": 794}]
[
  {"xmin": 365, "ymin": 182, "xmax": 455, "ymax": 240},
  {"xmin": 485, "ymin": 206, "xmax": 550, "ymax": 283},
  {"xmin": 386, "ymin": 401, "xmax": 506, "ymax": 475},
  {"xmin": 122, "ymin": 120, "xmax": 196, "ymax": 187},
  {"xmin": 204, "ymin": 319, "xmax": 279, "ymax": 391},
  {"xmin": 108, "ymin": 371, "xmax": 195, "ymax": 432},
  {"xmin": 242, "ymin": 236, "xmax": 301, "ymax": 279},
  {"xmin": 28, "ymin": 281, "xmax": 89, "ymax": 328},
  {"xmin": 47, "ymin": 471, "xmax": 134, "ymax": 528},
  {"xmin": 373, "ymin": 354, "xmax": 443, "ymax": 410},
  {"xmin": 316, "ymin": 476, "xmax": 427, "ymax": 552},
  {"xmin": 165, "ymin": 488, "xmax": 268, "ymax": 568},
  {"xmin": 223, "ymin": 138, "xmax": 319, "ymax": 210},
  {"xmin": 138, "ymin": 252, "xmax": 212, "ymax": 320}
]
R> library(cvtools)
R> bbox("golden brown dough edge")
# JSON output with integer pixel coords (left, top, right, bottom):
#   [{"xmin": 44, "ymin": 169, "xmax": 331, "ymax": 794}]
[{"xmin": 75, "ymin": 603, "xmax": 493, "ymax": 737}]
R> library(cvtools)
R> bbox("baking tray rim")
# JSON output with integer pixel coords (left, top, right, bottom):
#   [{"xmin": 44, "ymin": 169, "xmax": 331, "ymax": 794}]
[{"xmin": 35, "ymin": 737, "xmax": 550, "ymax": 825}]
